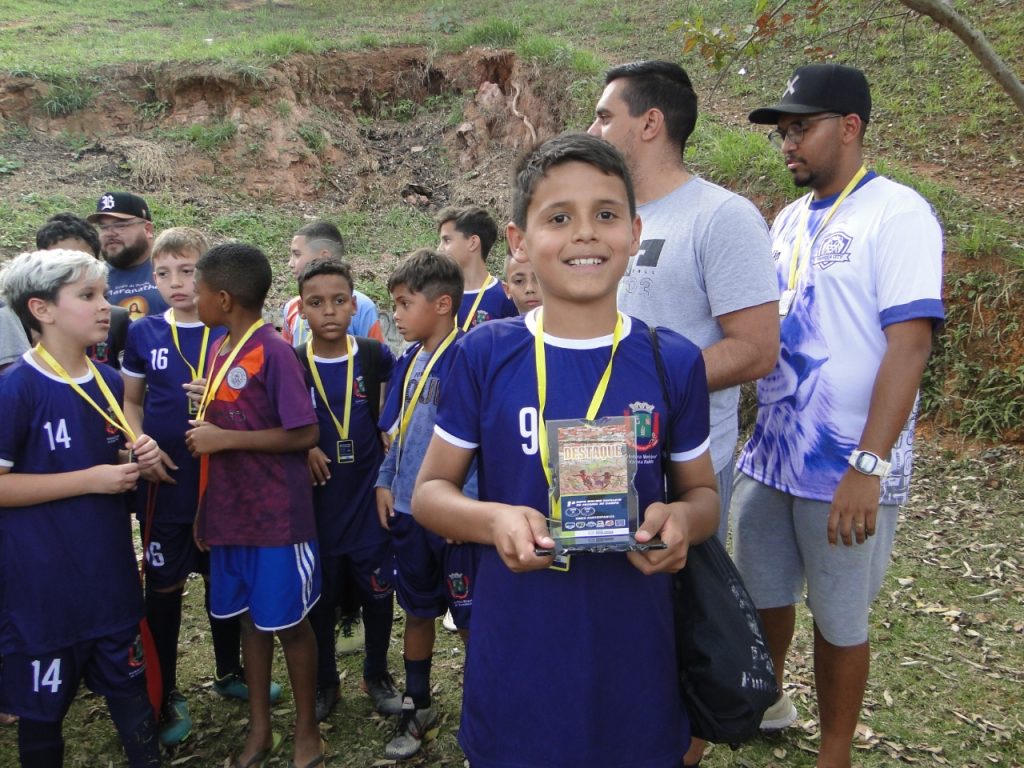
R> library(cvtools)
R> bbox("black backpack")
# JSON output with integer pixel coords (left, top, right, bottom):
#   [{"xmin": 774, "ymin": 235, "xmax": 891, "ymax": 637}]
[
  {"xmin": 648, "ymin": 326, "xmax": 780, "ymax": 747},
  {"xmin": 295, "ymin": 336, "xmax": 385, "ymax": 426}
]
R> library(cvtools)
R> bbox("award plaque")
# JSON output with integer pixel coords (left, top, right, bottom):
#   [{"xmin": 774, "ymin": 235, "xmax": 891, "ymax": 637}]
[{"xmin": 543, "ymin": 416, "xmax": 662, "ymax": 555}]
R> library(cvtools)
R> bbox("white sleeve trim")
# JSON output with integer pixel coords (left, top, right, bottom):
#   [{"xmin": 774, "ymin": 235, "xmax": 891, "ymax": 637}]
[
  {"xmin": 0, "ymin": 458, "xmax": 14, "ymax": 468},
  {"xmin": 121, "ymin": 367, "xmax": 146, "ymax": 378},
  {"xmin": 670, "ymin": 437, "xmax": 711, "ymax": 463},
  {"xmin": 433, "ymin": 424, "xmax": 478, "ymax": 450}
]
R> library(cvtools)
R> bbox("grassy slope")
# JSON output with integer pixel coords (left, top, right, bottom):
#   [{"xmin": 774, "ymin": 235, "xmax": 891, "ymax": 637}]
[{"xmin": 0, "ymin": 2, "xmax": 1021, "ymax": 766}]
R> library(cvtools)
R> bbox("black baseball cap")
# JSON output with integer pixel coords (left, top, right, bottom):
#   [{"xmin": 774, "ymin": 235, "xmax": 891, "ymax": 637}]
[
  {"xmin": 86, "ymin": 191, "xmax": 152, "ymax": 222},
  {"xmin": 748, "ymin": 64, "xmax": 871, "ymax": 125}
]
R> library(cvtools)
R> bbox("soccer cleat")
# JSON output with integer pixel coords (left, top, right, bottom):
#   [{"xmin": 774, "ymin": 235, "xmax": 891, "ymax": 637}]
[
  {"xmin": 760, "ymin": 691, "xmax": 798, "ymax": 731},
  {"xmin": 335, "ymin": 613, "xmax": 364, "ymax": 656},
  {"xmin": 361, "ymin": 672, "xmax": 403, "ymax": 716},
  {"xmin": 384, "ymin": 696, "xmax": 439, "ymax": 760},
  {"xmin": 158, "ymin": 689, "xmax": 192, "ymax": 747},
  {"xmin": 314, "ymin": 685, "xmax": 340, "ymax": 722},
  {"xmin": 441, "ymin": 609, "xmax": 457, "ymax": 633},
  {"xmin": 213, "ymin": 669, "xmax": 283, "ymax": 705}
]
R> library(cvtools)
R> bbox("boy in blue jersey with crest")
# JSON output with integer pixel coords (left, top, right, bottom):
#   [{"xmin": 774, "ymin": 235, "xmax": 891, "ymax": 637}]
[
  {"xmin": 121, "ymin": 228, "xmax": 280, "ymax": 748},
  {"xmin": 293, "ymin": 258, "xmax": 402, "ymax": 722},
  {"xmin": 413, "ymin": 133, "xmax": 721, "ymax": 768},
  {"xmin": 0, "ymin": 249, "xmax": 163, "ymax": 767},
  {"xmin": 374, "ymin": 249, "xmax": 479, "ymax": 760},
  {"xmin": 435, "ymin": 206, "xmax": 518, "ymax": 330}
]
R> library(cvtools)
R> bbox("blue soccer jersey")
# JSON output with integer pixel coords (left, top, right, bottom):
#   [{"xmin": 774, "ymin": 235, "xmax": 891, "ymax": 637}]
[
  {"xmin": 0, "ymin": 354, "xmax": 144, "ymax": 655},
  {"xmin": 456, "ymin": 277, "xmax": 518, "ymax": 331},
  {"xmin": 122, "ymin": 311, "xmax": 226, "ymax": 524},
  {"xmin": 305, "ymin": 339, "xmax": 396, "ymax": 556},
  {"xmin": 434, "ymin": 311, "xmax": 710, "ymax": 768}
]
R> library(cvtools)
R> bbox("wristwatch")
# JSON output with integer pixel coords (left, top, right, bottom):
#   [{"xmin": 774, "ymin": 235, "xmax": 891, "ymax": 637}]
[{"xmin": 848, "ymin": 450, "xmax": 891, "ymax": 478}]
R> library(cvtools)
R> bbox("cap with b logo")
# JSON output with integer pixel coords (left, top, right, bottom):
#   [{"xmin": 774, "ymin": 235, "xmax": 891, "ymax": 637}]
[
  {"xmin": 86, "ymin": 191, "xmax": 152, "ymax": 223},
  {"xmin": 748, "ymin": 64, "xmax": 871, "ymax": 125}
]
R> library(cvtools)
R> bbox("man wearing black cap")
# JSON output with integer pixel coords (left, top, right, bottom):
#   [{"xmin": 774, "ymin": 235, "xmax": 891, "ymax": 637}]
[
  {"xmin": 88, "ymin": 191, "xmax": 168, "ymax": 319},
  {"xmin": 733, "ymin": 64, "xmax": 944, "ymax": 767}
]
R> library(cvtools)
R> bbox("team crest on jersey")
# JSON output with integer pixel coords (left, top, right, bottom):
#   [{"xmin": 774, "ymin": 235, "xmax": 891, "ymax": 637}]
[
  {"xmin": 91, "ymin": 341, "xmax": 109, "ymax": 363},
  {"xmin": 370, "ymin": 567, "xmax": 393, "ymax": 594},
  {"xmin": 128, "ymin": 633, "xmax": 145, "ymax": 668},
  {"xmin": 354, "ymin": 375, "xmax": 367, "ymax": 398},
  {"xmin": 447, "ymin": 572, "xmax": 470, "ymax": 600},
  {"xmin": 104, "ymin": 407, "xmax": 121, "ymax": 440},
  {"xmin": 226, "ymin": 365, "xmax": 248, "ymax": 390},
  {"xmin": 625, "ymin": 401, "xmax": 660, "ymax": 453},
  {"xmin": 813, "ymin": 232, "xmax": 853, "ymax": 270}
]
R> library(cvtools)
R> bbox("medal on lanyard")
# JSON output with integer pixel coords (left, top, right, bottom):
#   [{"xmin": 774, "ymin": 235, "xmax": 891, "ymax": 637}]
[
  {"xmin": 460, "ymin": 275, "xmax": 495, "ymax": 332},
  {"xmin": 533, "ymin": 309, "xmax": 624, "ymax": 570},
  {"xmin": 307, "ymin": 336, "xmax": 356, "ymax": 464},
  {"xmin": 34, "ymin": 344, "xmax": 139, "ymax": 457},
  {"xmin": 195, "ymin": 320, "xmax": 264, "ymax": 421},
  {"xmin": 395, "ymin": 328, "xmax": 459, "ymax": 472},
  {"xmin": 168, "ymin": 310, "xmax": 210, "ymax": 415},
  {"xmin": 780, "ymin": 165, "xmax": 868, "ymax": 317}
]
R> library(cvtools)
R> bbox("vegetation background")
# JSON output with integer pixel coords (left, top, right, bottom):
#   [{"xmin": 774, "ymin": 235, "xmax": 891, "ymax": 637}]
[{"xmin": 0, "ymin": 1, "xmax": 1020, "ymax": 766}]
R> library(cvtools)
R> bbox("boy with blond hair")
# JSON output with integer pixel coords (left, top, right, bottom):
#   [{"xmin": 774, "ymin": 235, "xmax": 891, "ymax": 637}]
[{"xmin": 0, "ymin": 249, "xmax": 163, "ymax": 767}]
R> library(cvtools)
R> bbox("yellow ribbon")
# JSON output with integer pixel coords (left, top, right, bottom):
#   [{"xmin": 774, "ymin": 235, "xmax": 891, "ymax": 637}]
[
  {"xmin": 787, "ymin": 165, "xmax": 868, "ymax": 290},
  {"xmin": 397, "ymin": 327, "xmax": 459, "ymax": 448},
  {"xmin": 461, "ymin": 275, "xmax": 496, "ymax": 331},
  {"xmin": 195, "ymin": 320, "xmax": 264, "ymax": 421},
  {"xmin": 34, "ymin": 344, "xmax": 137, "ymax": 442},
  {"xmin": 167, "ymin": 310, "xmax": 211, "ymax": 382},
  {"xmin": 306, "ymin": 335, "xmax": 353, "ymax": 441}
]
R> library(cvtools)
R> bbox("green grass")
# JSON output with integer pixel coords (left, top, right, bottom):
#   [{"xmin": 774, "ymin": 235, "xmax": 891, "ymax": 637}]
[{"xmin": 159, "ymin": 120, "xmax": 237, "ymax": 153}]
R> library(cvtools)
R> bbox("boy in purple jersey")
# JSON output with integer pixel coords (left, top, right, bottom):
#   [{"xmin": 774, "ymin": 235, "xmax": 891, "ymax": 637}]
[
  {"xmin": 0, "ymin": 249, "xmax": 163, "ymax": 767},
  {"xmin": 374, "ymin": 249, "xmax": 480, "ymax": 760},
  {"xmin": 122, "ymin": 228, "xmax": 281, "ymax": 748},
  {"xmin": 413, "ymin": 134, "xmax": 720, "ymax": 768},
  {"xmin": 185, "ymin": 244, "xmax": 323, "ymax": 768},
  {"xmin": 294, "ymin": 258, "xmax": 403, "ymax": 723},
  {"xmin": 436, "ymin": 206, "xmax": 518, "ymax": 330}
]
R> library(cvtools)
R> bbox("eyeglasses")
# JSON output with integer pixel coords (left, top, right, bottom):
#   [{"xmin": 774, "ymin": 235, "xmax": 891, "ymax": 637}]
[
  {"xmin": 767, "ymin": 114, "xmax": 842, "ymax": 148},
  {"xmin": 97, "ymin": 219, "xmax": 145, "ymax": 233}
]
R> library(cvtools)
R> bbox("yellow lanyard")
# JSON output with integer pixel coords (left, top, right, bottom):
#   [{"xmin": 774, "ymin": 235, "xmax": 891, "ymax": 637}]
[
  {"xmin": 34, "ymin": 344, "xmax": 137, "ymax": 441},
  {"xmin": 195, "ymin": 320, "xmax": 264, "ymax": 421},
  {"xmin": 461, "ymin": 275, "xmax": 495, "ymax": 331},
  {"xmin": 534, "ymin": 310, "xmax": 624, "ymax": 491},
  {"xmin": 787, "ymin": 165, "xmax": 868, "ymax": 290},
  {"xmin": 167, "ymin": 310, "xmax": 210, "ymax": 382},
  {"xmin": 306, "ymin": 335, "xmax": 353, "ymax": 441},
  {"xmin": 397, "ymin": 327, "xmax": 459, "ymax": 445}
]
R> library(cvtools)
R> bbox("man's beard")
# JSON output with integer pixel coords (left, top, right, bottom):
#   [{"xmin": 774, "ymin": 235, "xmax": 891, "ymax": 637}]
[{"xmin": 103, "ymin": 239, "xmax": 148, "ymax": 269}]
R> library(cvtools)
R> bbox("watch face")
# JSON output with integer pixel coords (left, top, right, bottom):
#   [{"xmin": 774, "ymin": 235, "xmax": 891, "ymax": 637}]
[{"xmin": 856, "ymin": 453, "xmax": 878, "ymax": 473}]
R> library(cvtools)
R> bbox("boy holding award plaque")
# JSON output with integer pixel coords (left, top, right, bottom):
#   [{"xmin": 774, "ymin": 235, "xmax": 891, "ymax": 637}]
[{"xmin": 413, "ymin": 133, "xmax": 720, "ymax": 768}]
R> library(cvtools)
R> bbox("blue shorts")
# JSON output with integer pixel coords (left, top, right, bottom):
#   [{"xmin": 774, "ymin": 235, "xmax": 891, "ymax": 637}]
[
  {"xmin": 390, "ymin": 512, "xmax": 479, "ymax": 628},
  {"xmin": 144, "ymin": 519, "xmax": 209, "ymax": 590},
  {"xmin": 209, "ymin": 542, "xmax": 321, "ymax": 631},
  {"xmin": 321, "ymin": 538, "xmax": 396, "ymax": 609},
  {"xmin": 0, "ymin": 625, "xmax": 148, "ymax": 721},
  {"xmin": 732, "ymin": 473, "xmax": 898, "ymax": 646}
]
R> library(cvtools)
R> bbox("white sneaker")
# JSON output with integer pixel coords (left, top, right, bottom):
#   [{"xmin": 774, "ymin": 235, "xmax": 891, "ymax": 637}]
[
  {"xmin": 760, "ymin": 691, "xmax": 798, "ymax": 731},
  {"xmin": 441, "ymin": 609, "xmax": 457, "ymax": 632}
]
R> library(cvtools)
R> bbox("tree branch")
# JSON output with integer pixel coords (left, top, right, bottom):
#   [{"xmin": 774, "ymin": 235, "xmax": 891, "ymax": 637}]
[{"xmin": 900, "ymin": 0, "xmax": 1024, "ymax": 113}]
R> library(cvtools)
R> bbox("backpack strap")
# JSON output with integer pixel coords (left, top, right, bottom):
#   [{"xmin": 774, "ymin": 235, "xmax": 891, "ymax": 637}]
[
  {"xmin": 355, "ymin": 336, "xmax": 384, "ymax": 426},
  {"xmin": 648, "ymin": 325, "xmax": 674, "ymax": 499}
]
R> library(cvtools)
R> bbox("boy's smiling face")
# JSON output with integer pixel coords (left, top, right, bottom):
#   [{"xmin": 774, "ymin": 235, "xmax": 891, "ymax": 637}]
[
  {"xmin": 507, "ymin": 161, "xmax": 640, "ymax": 308},
  {"xmin": 300, "ymin": 273, "xmax": 357, "ymax": 344}
]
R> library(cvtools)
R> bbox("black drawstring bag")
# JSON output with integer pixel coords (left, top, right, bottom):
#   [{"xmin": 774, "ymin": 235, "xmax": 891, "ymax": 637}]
[{"xmin": 649, "ymin": 327, "xmax": 780, "ymax": 747}]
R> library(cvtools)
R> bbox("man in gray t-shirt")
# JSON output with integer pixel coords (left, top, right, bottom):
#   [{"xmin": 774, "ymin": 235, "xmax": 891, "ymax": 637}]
[{"xmin": 589, "ymin": 60, "xmax": 779, "ymax": 545}]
